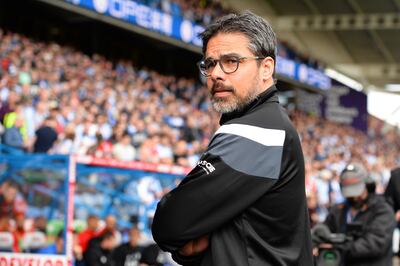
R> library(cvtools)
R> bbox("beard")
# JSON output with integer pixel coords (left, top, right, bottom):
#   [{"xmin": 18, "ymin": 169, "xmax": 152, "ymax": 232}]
[
  {"xmin": 210, "ymin": 79, "xmax": 261, "ymax": 114},
  {"xmin": 347, "ymin": 198, "xmax": 365, "ymax": 209}
]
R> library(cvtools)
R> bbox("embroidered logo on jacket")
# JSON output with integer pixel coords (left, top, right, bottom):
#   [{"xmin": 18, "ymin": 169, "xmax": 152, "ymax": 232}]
[{"xmin": 197, "ymin": 160, "xmax": 215, "ymax": 174}]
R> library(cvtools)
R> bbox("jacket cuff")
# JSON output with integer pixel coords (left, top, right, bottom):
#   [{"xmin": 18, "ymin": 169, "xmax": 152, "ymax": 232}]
[{"xmin": 171, "ymin": 251, "xmax": 203, "ymax": 266}]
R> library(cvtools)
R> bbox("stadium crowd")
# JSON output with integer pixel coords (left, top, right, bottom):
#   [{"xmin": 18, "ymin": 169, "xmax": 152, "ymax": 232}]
[
  {"xmin": 1, "ymin": 26, "xmax": 400, "ymax": 263},
  {"xmin": 0, "ymin": 28, "xmax": 220, "ymax": 168},
  {"xmin": 146, "ymin": 0, "xmax": 231, "ymax": 26}
]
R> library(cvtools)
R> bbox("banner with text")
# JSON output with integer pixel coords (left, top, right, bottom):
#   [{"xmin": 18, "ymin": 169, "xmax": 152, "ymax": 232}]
[
  {"xmin": 64, "ymin": 0, "xmax": 204, "ymax": 46},
  {"xmin": 276, "ymin": 56, "xmax": 332, "ymax": 90},
  {"xmin": 321, "ymin": 86, "xmax": 368, "ymax": 132},
  {"xmin": 0, "ymin": 253, "xmax": 68, "ymax": 266}
]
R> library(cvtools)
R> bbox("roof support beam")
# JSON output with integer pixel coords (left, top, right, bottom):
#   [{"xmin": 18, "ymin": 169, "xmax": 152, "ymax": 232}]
[
  {"xmin": 276, "ymin": 13, "xmax": 400, "ymax": 31},
  {"xmin": 300, "ymin": 0, "xmax": 358, "ymax": 62},
  {"xmin": 347, "ymin": 0, "xmax": 396, "ymax": 63},
  {"xmin": 334, "ymin": 64, "xmax": 400, "ymax": 79},
  {"xmin": 393, "ymin": 0, "xmax": 400, "ymax": 10}
]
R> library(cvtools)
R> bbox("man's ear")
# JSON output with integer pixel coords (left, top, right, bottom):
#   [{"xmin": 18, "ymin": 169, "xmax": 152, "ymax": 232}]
[{"xmin": 261, "ymin": 57, "xmax": 274, "ymax": 82}]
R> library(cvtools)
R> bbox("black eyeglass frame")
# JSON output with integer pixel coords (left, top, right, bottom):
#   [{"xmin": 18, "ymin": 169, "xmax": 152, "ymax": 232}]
[{"xmin": 197, "ymin": 55, "xmax": 266, "ymax": 77}]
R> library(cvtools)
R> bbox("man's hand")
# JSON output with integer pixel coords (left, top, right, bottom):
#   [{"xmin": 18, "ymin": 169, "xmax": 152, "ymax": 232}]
[
  {"xmin": 179, "ymin": 235, "xmax": 210, "ymax": 257},
  {"xmin": 313, "ymin": 243, "xmax": 333, "ymax": 257}
]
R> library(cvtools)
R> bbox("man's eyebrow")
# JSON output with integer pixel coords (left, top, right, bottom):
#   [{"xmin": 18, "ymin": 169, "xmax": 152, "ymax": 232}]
[
  {"xmin": 205, "ymin": 53, "xmax": 241, "ymax": 59},
  {"xmin": 221, "ymin": 53, "xmax": 241, "ymax": 57}
]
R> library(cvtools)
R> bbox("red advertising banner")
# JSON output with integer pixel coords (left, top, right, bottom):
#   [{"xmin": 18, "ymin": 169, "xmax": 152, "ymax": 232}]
[{"xmin": 0, "ymin": 253, "xmax": 68, "ymax": 266}]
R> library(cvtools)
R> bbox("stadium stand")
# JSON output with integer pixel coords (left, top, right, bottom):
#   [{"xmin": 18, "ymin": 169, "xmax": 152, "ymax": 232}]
[
  {"xmin": 0, "ymin": 0, "xmax": 399, "ymax": 264},
  {"xmin": 1, "ymin": 23, "xmax": 399, "ymax": 229}
]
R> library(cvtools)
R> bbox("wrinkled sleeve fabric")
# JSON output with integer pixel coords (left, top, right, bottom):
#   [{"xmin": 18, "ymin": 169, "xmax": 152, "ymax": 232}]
[
  {"xmin": 151, "ymin": 124, "xmax": 286, "ymax": 262},
  {"xmin": 346, "ymin": 203, "xmax": 395, "ymax": 260}
]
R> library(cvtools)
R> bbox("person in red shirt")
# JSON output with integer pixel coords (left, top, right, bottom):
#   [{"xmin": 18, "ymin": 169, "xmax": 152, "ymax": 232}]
[
  {"xmin": 0, "ymin": 180, "xmax": 27, "ymax": 219},
  {"xmin": 12, "ymin": 213, "xmax": 28, "ymax": 252},
  {"xmin": 78, "ymin": 214, "xmax": 100, "ymax": 253}
]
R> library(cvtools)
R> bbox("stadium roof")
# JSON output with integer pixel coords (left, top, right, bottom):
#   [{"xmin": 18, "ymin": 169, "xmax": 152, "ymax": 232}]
[{"xmin": 225, "ymin": 0, "xmax": 400, "ymax": 94}]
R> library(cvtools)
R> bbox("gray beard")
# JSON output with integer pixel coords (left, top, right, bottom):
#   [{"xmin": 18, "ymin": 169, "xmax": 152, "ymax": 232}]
[{"xmin": 211, "ymin": 87, "xmax": 260, "ymax": 114}]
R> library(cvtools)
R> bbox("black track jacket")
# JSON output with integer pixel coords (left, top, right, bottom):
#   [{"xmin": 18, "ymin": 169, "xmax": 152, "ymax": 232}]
[{"xmin": 152, "ymin": 86, "xmax": 313, "ymax": 266}]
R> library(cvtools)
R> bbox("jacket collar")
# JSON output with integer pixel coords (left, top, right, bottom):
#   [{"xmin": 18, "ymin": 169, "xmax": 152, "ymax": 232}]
[{"xmin": 219, "ymin": 85, "xmax": 279, "ymax": 125}]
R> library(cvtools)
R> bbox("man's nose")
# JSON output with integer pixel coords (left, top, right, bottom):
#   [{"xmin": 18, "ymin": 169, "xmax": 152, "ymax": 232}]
[{"xmin": 210, "ymin": 62, "xmax": 226, "ymax": 81}]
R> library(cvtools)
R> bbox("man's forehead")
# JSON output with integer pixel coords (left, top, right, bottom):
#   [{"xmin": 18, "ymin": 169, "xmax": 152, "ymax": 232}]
[{"xmin": 205, "ymin": 32, "xmax": 251, "ymax": 57}]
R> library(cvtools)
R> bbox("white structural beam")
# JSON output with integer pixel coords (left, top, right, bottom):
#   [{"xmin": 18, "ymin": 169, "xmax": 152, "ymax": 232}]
[
  {"xmin": 276, "ymin": 13, "xmax": 400, "ymax": 31},
  {"xmin": 333, "ymin": 64, "xmax": 400, "ymax": 88},
  {"xmin": 346, "ymin": 0, "xmax": 396, "ymax": 64}
]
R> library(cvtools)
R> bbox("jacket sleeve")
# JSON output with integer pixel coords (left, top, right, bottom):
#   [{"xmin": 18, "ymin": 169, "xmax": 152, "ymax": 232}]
[
  {"xmin": 151, "ymin": 124, "xmax": 286, "ymax": 256},
  {"xmin": 345, "ymin": 199, "xmax": 395, "ymax": 260},
  {"xmin": 323, "ymin": 209, "xmax": 339, "ymax": 234},
  {"xmin": 384, "ymin": 170, "xmax": 400, "ymax": 211}
]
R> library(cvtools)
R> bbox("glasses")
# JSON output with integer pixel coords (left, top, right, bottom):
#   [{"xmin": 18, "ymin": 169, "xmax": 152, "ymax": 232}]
[{"xmin": 197, "ymin": 55, "xmax": 265, "ymax": 77}]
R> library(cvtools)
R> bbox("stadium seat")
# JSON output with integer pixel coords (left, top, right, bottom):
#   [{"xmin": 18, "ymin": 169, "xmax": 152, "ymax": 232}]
[
  {"xmin": 21, "ymin": 231, "xmax": 47, "ymax": 253},
  {"xmin": 0, "ymin": 232, "xmax": 14, "ymax": 252}
]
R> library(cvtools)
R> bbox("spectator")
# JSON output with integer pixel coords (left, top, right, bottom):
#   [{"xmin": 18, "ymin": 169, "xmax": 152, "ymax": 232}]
[
  {"xmin": 99, "ymin": 215, "xmax": 122, "ymax": 246},
  {"xmin": 112, "ymin": 226, "xmax": 143, "ymax": 266},
  {"xmin": 52, "ymin": 123, "xmax": 76, "ymax": 154},
  {"xmin": 33, "ymin": 216, "xmax": 47, "ymax": 234},
  {"xmin": 0, "ymin": 90, "xmax": 19, "ymax": 124},
  {"xmin": 0, "ymin": 180, "xmax": 27, "ymax": 220},
  {"xmin": 92, "ymin": 133, "xmax": 113, "ymax": 158},
  {"xmin": 2, "ymin": 114, "xmax": 26, "ymax": 150},
  {"xmin": 112, "ymin": 133, "xmax": 136, "ymax": 161},
  {"xmin": 33, "ymin": 116, "xmax": 58, "ymax": 153},
  {"xmin": 84, "ymin": 230, "xmax": 117, "ymax": 266},
  {"xmin": 155, "ymin": 134, "xmax": 173, "ymax": 164},
  {"xmin": 78, "ymin": 214, "xmax": 100, "ymax": 253}
]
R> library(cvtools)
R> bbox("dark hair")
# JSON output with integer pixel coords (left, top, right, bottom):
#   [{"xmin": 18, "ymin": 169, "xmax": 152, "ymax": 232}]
[
  {"xmin": 100, "ymin": 230, "xmax": 115, "ymax": 240},
  {"xmin": 5, "ymin": 180, "xmax": 20, "ymax": 190},
  {"xmin": 199, "ymin": 10, "xmax": 277, "ymax": 62}
]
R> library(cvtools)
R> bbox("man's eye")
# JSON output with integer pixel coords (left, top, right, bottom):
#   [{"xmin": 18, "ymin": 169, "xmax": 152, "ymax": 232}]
[
  {"xmin": 223, "ymin": 57, "xmax": 238, "ymax": 64},
  {"xmin": 204, "ymin": 60, "xmax": 216, "ymax": 69}
]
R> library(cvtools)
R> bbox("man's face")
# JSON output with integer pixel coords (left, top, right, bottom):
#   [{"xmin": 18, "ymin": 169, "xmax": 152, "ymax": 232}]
[
  {"xmin": 346, "ymin": 189, "xmax": 368, "ymax": 209},
  {"xmin": 129, "ymin": 228, "xmax": 140, "ymax": 246},
  {"xmin": 4, "ymin": 186, "xmax": 17, "ymax": 203},
  {"xmin": 101, "ymin": 236, "xmax": 116, "ymax": 251},
  {"xmin": 205, "ymin": 33, "xmax": 267, "ymax": 113},
  {"xmin": 87, "ymin": 216, "xmax": 99, "ymax": 230}
]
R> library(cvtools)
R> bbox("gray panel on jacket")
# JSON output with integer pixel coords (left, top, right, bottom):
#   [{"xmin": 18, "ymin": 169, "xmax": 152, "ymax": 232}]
[{"xmin": 207, "ymin": 134, "xmax": 283, "ymax": 179}]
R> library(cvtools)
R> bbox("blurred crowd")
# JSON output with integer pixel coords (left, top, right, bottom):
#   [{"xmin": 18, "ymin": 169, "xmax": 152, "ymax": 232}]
[
  {"xmin": 0, "ymin": 179, "xmax": 175, "ymax": 265},
  {"xmin": 1, "ymin": 25, "xmax": 400, "ymax": 263},
  {"xmin": 0, "ymin": 28, "xmax": 220, "ymax": 168},
  {"xmin": 292, "ymin": 111, "xmax": 400, "ymax": 225},
  {"xmin": 145, "ymin": 0, "xmax": 231, "ymax": 26}
]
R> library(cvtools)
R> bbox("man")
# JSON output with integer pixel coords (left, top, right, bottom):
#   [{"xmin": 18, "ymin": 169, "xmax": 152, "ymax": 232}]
[
  {"xmin": 2, "ymin": 108, "xmax": 27, "ymax": 150},
  {"xmin": 99, "ymin": 215, "xmax": 122, "ymax": 246},
  {"xmin": 78, "ymin": 214, "xmax": 100, "ymax": 253},
  {"xmin": 33, "ymin": 116, "xmax": 58, "ymax": 153},
  {"xmin": 112, "ymin": 227, "xmax": 143, "ymax": 266},
  {"xmin": 152, "ymin": 11, "xmax": 313, "ymax": 265},
  {"xmin": 323, "ymin": 163, "xmax": 395, "ymax": 265},
  {"xmin": 84, "ymin": 230, "xmax": 116, "ymax": 266},
  {"xmin": 0, "ymin": 180, "xmax": 27, "ymax": 220},
  {"xmin": 385, "ymin": 167, "xmax": 400, "ymax": 255}
]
